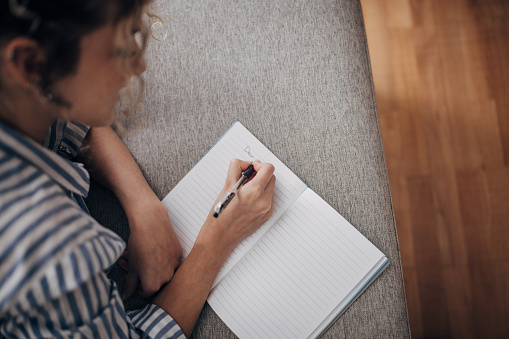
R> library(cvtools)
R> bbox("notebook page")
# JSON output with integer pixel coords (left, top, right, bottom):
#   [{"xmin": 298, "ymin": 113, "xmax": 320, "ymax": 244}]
[
  {"xmin": 208, "ymin": 189, "xmax": 387, "ymax": 339},
  {"xmin": 162, "ymin": 122, "xmax": 307, "ymax": 287}
]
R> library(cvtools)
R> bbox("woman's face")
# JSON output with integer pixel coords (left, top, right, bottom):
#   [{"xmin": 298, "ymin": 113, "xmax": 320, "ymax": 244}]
[{"xmin": 53, "ymin": 16, "xmax": 146, "ymax": 127}]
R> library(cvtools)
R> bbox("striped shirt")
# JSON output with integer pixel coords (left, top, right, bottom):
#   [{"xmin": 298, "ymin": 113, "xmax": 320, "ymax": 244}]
[{"xmin": 0, "ymin": 120, "xmax": 184, "ymax": 338}]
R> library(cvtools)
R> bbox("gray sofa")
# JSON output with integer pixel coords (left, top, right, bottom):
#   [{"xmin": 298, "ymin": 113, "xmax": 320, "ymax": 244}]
[{"xmin": 86, "ymin": 0, "xmax": 410, "ymax": 337}]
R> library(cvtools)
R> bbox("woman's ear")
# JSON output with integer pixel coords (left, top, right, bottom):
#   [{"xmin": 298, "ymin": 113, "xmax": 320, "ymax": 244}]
[{"xmin": 2, "ymin": 38, "xmax": 45, "ymax": 89}]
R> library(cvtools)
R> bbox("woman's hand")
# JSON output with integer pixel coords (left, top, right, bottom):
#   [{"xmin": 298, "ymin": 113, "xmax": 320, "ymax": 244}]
[
  {"xmin": 122, "ymin": 197, "xmax": 183, "ymax": 300},
  {"xmin": 197, "ymin": 159, "xmax": 276, "ymax": 255},
  {"xmin": 77, "ymin": 126, "xmax": 183, "ymax": 300}
]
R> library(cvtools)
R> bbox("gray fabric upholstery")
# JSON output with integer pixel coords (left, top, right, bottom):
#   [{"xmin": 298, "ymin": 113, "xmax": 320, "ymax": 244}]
[{"xmin": 86, "ymin": 0, "xmax": 410, "ymax": 337}]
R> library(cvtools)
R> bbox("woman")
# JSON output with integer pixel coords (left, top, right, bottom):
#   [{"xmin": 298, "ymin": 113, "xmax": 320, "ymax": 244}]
[{"xmin": 0, "ymin": 0, "xmax": 276, "ymax": 337}]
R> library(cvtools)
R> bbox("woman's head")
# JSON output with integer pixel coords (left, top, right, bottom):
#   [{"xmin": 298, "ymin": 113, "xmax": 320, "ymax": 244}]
[{"xmin": 0, "ymin": 0, "xmax": 151, "ymax": 136}]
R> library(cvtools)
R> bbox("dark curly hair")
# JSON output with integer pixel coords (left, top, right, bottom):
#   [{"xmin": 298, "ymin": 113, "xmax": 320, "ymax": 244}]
[{"xmin": 0, "ymin": 0, "xmax": 152, "ymax": 105}]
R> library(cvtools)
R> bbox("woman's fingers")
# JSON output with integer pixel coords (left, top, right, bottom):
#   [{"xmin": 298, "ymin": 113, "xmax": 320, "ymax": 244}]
[
  {"xmin": 249, "ymin": 160, "xmax": 275, "ymax": 189},
  {"xmin": 226, "ymin": 159, "xmax": 254, "ymax": 185}
]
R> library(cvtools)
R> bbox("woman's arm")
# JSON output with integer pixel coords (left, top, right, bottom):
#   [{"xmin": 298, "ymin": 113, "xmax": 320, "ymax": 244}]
[
  {"xmin": 77, "ymin": 126, "xmax": 183, "ymax": 299},
  {"xmin": 153, "ymin": 159, "xmax": 276, "ymax": 338}
]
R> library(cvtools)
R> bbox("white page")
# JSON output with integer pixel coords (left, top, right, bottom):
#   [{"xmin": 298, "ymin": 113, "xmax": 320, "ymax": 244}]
[
  {"xmin": 208, "ymin": 189, "xmax": 387, "ymax": 339},
  {"xmin": 162, "ymin": 122, "xmax": 307, "ymax": 286}
]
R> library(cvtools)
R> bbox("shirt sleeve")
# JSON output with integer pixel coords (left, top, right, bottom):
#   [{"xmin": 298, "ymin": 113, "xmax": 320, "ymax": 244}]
[
  {"xmin": 43, "ymin": 120, "xmax": 90, "ymax": 160},
  {"xmin": 2, "ymin": 272, "xmax": 185, "ymax": 339},
  {"xmin": 128, "ymin": 304, "xmax": 185, "ymax": 339}
]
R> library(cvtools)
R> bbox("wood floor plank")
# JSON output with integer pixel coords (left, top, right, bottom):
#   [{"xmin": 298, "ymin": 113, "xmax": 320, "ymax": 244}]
[
  {"xmin": 485, "ymin": 166, "xmax": 509, "ymax": 261},
  {"xmin": 457, "ymin": 169, "xmax": 509, "ymax": 338},
  {"xmin": 475, "ymin": 1, "xmax": 509, "ymax": 164},
  {"xmin": 470, "ymin": 101, "xmax": 505, "ymax": 168},
  {"xmin": 406, "ymin": 176, "xmax": 449, "ymax": 337},
  {"xmin": 443, "ymin": 266, "xmax": 474, "ymax": 339}
]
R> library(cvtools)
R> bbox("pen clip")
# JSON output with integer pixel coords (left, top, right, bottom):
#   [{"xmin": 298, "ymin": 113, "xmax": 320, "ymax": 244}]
[{"xmin": 242, "ymin": 164, "xmax": 255, "ymax": 181}]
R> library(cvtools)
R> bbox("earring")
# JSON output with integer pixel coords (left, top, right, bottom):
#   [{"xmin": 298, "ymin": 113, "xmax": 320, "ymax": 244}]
[
  {"xmin": 40, "ymin": 84, "xmax": 70, "ymax": 108},
  {"xmin": 30, "ymin": 80, "xmax": 53, "ymax": 102},
  {"xmin": 28, "ymin": 78, "xmax": 70, "ymax": 108},
  {"xmin": 44, "ymin": 88, "xmax": 55, "ymax": 102}
]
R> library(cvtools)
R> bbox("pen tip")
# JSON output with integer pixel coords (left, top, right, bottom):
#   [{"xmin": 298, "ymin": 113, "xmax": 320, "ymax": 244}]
[{"xmin": 213, "ymin": 212, "xmax": 219, "ymax": 218}]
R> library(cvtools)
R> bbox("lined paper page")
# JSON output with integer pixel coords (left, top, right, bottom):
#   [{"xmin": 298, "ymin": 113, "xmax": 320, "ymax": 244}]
[
  {"xmin": 162, "ymin": 122, "xmax": 307, "ymax": 286},
  {"xmin": 208, "ymin": 189, "xmax": 387, "ymax": 339}
]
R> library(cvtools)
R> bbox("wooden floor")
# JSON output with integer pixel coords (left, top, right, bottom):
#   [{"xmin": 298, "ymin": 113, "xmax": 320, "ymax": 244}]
[{"xmin": 360, "ymin": 0, "xmax": 509, "ymax": 338}]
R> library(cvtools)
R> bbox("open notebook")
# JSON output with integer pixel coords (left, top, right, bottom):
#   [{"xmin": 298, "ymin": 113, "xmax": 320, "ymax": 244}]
[{"xmin": 162, "ymin": 122, "xmax": 388, "ymax": 339}]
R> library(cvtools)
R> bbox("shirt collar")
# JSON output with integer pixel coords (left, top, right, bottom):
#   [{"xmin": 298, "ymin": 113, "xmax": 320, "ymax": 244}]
[{"xmin": 0, "ymin": 120, "xmax": 90, "ymax": 197}]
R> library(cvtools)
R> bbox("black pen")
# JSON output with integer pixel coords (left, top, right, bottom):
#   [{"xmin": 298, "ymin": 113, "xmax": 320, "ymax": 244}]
[{"xmin": 213, "ymin": 164, "xmax": 256, "ymax": 218}]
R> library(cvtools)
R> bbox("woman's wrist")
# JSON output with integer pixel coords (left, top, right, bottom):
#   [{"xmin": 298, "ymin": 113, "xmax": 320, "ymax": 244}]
[
  {"xmin": 195, "ymin": 218, "xmax": 237, "ymax": 259},
  {"xmin": 119, "ymin": 187, "xmax": 165, "ymax": 228},
  {"xmin": 152, "ymin": 237, "xmax": 230, "ymax": 338}
]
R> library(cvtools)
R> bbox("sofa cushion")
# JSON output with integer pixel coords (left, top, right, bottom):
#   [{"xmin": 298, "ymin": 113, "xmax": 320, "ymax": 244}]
[{"xmin": 86, "ymin": 0, "xmax": 410, "ymax": 337}]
